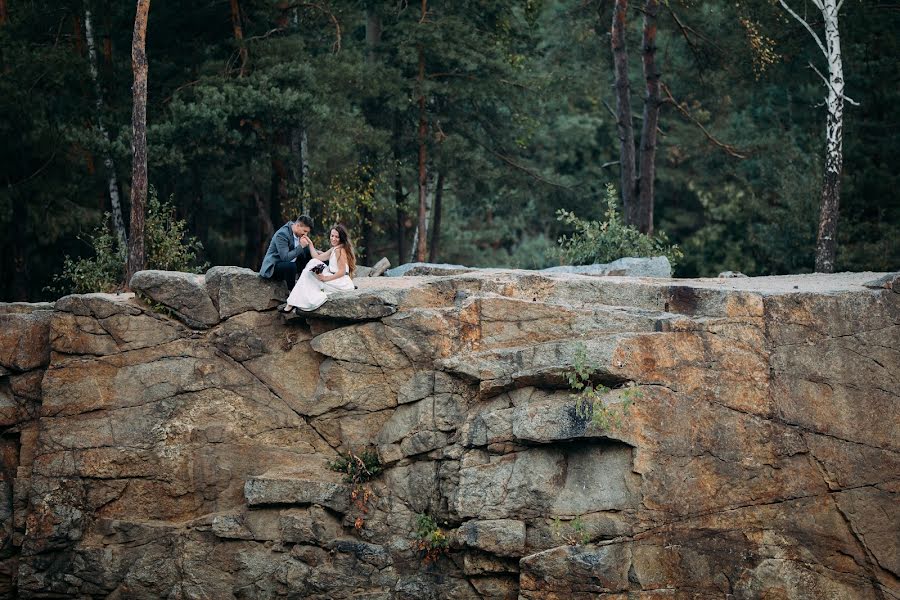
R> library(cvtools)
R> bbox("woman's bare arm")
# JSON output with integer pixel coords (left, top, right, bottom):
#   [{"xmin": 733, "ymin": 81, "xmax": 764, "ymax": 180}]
[
  {"xmin": 308, "ymin": 238, "xmax": 333, "ymax": 262},
  {"xmin": 318, "ymin": 248, "xmax": 347, "ymax": 282}
]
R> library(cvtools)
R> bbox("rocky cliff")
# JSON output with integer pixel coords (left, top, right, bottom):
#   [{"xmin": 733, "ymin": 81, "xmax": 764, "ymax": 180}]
[{"xmin": 1, "ymin": 268, "xmax": 897, "ymax": 599}]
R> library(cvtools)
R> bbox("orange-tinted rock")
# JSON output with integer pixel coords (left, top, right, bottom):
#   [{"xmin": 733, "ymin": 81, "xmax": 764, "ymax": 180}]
[{"xmin": 2, "ymin": 270, "xmax": 896, "ymax": 599}]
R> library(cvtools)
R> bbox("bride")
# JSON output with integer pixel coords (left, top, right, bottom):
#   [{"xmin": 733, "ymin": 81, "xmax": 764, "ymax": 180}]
[{"xmin": 283, "ymin": 224, "xmax": 356, "ymax": 312}]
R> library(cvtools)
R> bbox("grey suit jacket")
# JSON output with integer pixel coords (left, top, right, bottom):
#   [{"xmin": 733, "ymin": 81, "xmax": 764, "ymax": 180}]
[{"xmin": 259, "ymin": 222, "xmax": 311, "ymax": 278}]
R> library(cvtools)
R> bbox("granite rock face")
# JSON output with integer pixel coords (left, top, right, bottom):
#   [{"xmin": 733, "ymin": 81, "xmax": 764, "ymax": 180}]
[{"xmin": 1, "ymin": 269, "xmax": 897, "ymax": 599}]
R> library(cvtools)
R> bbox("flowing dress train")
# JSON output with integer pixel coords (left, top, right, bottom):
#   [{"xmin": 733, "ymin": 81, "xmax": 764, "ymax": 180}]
[{"xmin": 286, "ymin": 251, "xmax": 354, "ymax": 311}]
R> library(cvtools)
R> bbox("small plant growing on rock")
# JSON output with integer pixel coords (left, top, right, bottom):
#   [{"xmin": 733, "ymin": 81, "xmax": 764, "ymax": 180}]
[
  {"xmin": 329, "ymin": 449, "xmax": 382, "ymax": 530},
  {"xmin": 414, "ymin": 513, "xmax": 450, "ymax": 564},
  {"xmin": 329, "ymin": 449, "xmax": 382, "ymax": 483},
  {"xmin": 552, "ymin": 516, "xmax": 591, "ymax": 546},
  {"xmin": 568, "ymin": 344, "xmax": 639, "ymax": 430}
]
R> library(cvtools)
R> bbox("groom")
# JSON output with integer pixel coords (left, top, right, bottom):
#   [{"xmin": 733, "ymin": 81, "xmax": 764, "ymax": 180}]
[{"xmin": 259, "ymin": 215, "xmax": 314, "ymax": 285}]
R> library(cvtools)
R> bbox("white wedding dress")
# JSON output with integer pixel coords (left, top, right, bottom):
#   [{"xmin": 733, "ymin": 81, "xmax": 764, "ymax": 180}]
[{"xmin": 286, "ymin": 251, "xmax": 354, "ymax": 311}]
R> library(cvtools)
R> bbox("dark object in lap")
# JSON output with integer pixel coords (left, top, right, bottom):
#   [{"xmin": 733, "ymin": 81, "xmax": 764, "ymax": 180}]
[{"xmin": 310, "ymin": 263, "xmax": 327, "ymax": 274}]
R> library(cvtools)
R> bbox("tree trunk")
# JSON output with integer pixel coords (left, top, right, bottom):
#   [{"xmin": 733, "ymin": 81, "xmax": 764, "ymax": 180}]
[
  {"xmin": 229, "ymin": 0, "xmax": 248, "ymax": 76},
  {"xmin": 415, "ymin": 38, "xmax": 428, "ymax": 262},
  {"xmin": 815, "ymin": 0, "xmax": 844, "ymax": 273},
  {"xmin": 610, "ymin": 0, "xmax": 637, "ymax": 224},
  {"xmin": 0, "ymin": 0, "xmax": 7, "ymax": 26},
  {"xmin": 288, "ymin": 126, "xmax": 309, "ymax": 214},
  {"xmin": 392, "ymin": 110, "xmax": 407, "ymax": 264},
  {"xmin": 410, "ymin": 170, "xmax": 432, "ymax": 264},
  {"xmin": 126, "ymin": 0, "xmax": 150, "ymax": 284},
  {"xmin": 429, "ymin": 172, "xmax": 444, "ymax": 263},
  {"xmin": 358, "ymin": 6, "xmax": 383, "ymax": 266},
  {"xmin": 366, "ymin": 7, "xmax": 382, "ymax": 57},
  {"xmin": 102, "ymin": 12, "xmax": 113, "ymax": 68},
  {"xmin": 636, "ymin": 0, "xmax": 660, "ymax": 235},
  {"xmin": 85, "ymin": 6, "xmax": 127, "ymax": 250}
]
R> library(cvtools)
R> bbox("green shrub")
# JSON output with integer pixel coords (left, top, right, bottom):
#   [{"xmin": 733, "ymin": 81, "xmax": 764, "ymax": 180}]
[
  {"xmin": 328, "ymin": 449, "xmax": 382, "ymax": 531},
  {"xmin": 557, "ymin": 183, "xmax": 682, "ymax": 267},
  {"xmin": 145, "ymin": 189, "xmax": 208, "ymax": 273},
  {"xmin": 568, "ymin": 344, "xmax": 639, "ymax": 431},
  {"xmin": 328, "ymin": 449, "xmax": 382, "ymax": 484},
  {"xmin": 51, "ymin": 187, "xmax": 208, "ymax": 294},
  {"xmin": 414, "ymin": 514, "xmax": 450, "ymax": 564}
]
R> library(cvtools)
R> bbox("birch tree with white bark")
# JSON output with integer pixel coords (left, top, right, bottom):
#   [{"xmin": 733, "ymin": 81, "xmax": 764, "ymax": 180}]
[
  {"xmin": 84, "ymin": 6, "xmax": 128, "ymax": 251},
  {"xmin": 776, "ymin": 0, "xmax": 858, "ymax": 273}
]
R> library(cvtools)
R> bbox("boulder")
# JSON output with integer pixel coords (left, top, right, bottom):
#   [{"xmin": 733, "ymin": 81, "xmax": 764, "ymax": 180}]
[
  {"xmin": 863, "ymin": 271, "xmax": 899, "ymax": 292},
  {"xmin": 205, "ymin": 266, "xmax": 287, "ymax": 318},
  {"xmin": 385, "ymin": 262, "xmax": 474, "ymax": 277},
  {"xmin": 130, "ymin": 270, "xmax": 220, "ymax": 328},
  {"xmin": 0, "ymin": 307, "xmax": 52, "ymax": 371},
  {"xmin": 541, "ymin": 255, "xmax": 672, "ymax": 278}
]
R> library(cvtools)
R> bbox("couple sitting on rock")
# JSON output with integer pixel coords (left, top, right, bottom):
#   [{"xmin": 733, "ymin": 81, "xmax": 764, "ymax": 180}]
[{"xmin": 259, "ymin": 215, "xmax": 356, "ymax": 312}]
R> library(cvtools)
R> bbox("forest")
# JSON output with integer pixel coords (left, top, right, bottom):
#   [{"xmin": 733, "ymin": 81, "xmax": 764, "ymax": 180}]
[{"xmin": 0, "ymin": 0, "xmax": 897, "ymax": 302}]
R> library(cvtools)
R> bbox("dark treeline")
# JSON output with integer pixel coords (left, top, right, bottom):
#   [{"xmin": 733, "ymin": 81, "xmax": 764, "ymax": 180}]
[{"xmin": 1, "ymin": 0, "xmax": 897, "ymax": 301}]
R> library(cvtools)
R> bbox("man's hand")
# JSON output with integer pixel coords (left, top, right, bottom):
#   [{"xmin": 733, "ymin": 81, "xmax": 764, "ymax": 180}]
[{"xmin": 299, "ymin": 235, "xmax": 310, "ymax": 248}]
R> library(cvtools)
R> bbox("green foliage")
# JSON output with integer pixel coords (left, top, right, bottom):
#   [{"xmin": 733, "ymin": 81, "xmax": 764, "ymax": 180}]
[
  {"xmin": 4, "ymin": 0, "xmax": 899, "ymax": 300},
  {"xmin": 50, "ymin": 222, "xmax": 126, "ymax": 295},
  {"xmin": 50, "ymin": 188, "xmax": 208, "ymax": 294},
  {"xmin": 414, "ymin": 514, "xmax": 450, "ymax": 564},
  {"xmin": 328, "ymin": 449, "xmax": 383, "ymax": 484},
  {"xmin": 328, "ymin": 449, "xmax": 382, "ymax": 531},
  {"xmin": 557, "ymin": 184, "xmax": 683, "ymax": 267},
  {"xmin": 567, "ymin": 344, "xmax": 639, "ymax": 431},
  {"xmin": 145, "ymin": 188, "xmax": 209, "ymax": 274},
  {"xmin": 551, "ymin": 516, "xmax": 591, "ymax": 546}
]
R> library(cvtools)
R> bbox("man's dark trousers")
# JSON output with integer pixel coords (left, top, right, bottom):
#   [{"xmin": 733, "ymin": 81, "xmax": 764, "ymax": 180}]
[{"xmin": 272, "ymin": 260, "xmax": 299, "ymax": 285}]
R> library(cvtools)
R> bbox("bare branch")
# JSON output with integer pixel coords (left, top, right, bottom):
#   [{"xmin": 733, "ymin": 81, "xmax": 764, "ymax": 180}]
[
  {"xmin": 666, "ymin": 4, "xmax": 724, "ymax": 64},
  {"xmin": 600, "ymin": 160, "xmax": 621, "ymax": 169},
  {"xmin": 244, "ymin": 27, "xmax": 285, "ymax": 43},
  {"xmin": 777, "ymin": 0, "xmax": 828, "ymax": 58},
  {"xmin": 661, "ymin": 82, "xmax": 748, "ymax": 159},
  {"xmin": 807, "ymin": 61, "xmax": 860, "ymax": 105},
  {"xmin": 488, "ymin": 147, "xmax": 572, "ymax": 189},
  {"xmin": 836, "ymin": 0, "xmax": 846, "ymax": 11}
]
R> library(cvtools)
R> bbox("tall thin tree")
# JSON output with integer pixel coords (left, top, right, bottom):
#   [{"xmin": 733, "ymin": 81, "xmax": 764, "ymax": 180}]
[
  {"xmin": 608, "ymin": 0, "xmax": 662, "ymax": 234},
  {"xmin": 126, "ymin": 0, "xmax": 151, "ymax": 284},
  {"xmin": 636, "ymin": 0, "xmax": 660, "ymax": 235},
  {"xmin": 777, "ymin": 0, "xmax": 856, "ymax": 273},
  {"xmin": 84, "ymin": 5, "xmax": 127, "ymax": 250},
  {"xmin": 415, "ymin": 0, "xmax": 429, "ymax": 262},
  {"xmin": 428, "ymin": 172, "xmax": 445, "ymax": 263},
  {"xmin": 229, "ymin": 0, "xmax": 248, "ymax": 76}
]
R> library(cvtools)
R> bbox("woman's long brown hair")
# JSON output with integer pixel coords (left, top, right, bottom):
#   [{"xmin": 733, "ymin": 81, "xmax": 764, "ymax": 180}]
[{"xmin": 333, "ymin": 224, "xmax": 356, "ymax": 275}]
